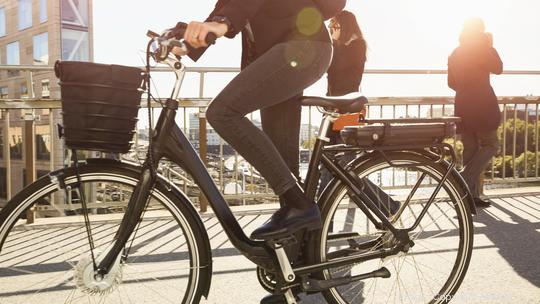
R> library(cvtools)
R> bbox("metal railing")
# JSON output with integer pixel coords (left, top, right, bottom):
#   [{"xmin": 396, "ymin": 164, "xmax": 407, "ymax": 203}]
[{"xmin": 1, "ymin": 64, "xmax": 540, "ymax": 212}]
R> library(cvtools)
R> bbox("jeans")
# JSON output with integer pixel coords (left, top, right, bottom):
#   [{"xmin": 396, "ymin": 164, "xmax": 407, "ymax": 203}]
[
  {"xmin": 206, "ymin": 40, "xmax": 332, "ymax": 195},
  {"xmin": 461, "ymin": 130, "xmax": 499, "ymax": 198},
  {"xmin": 261, "ymin": 94, "xmax": 302, "ymax": 181}
]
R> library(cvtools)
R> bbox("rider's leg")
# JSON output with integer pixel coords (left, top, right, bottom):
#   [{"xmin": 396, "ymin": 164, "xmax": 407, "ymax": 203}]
[
  {"xmin": 206, "ymin": 40, "xmax": 332, "ymax": 239},
  {"xmin": 261, "ymin": 95, "xmax": 302, "ymax": 182},
  {"xmin": 261, "ymin": 95, "xmax": 302, "ymax": 208}
]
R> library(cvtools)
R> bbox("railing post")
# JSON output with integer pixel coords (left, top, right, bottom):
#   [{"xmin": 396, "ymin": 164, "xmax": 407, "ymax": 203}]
[
  {"xmin": 49, "ymin": 109, "xmax": 56, "ymax": 207},
  {"xmin": 198, "ymin": 108, "xmax": 208, "ymax": 213},
  {"xmin": 3, "ymin": 110, "xmax": 11, "ymax": 201},
  {"xmin": 198, "ymin": 72, "xmax": 209, "ymax": 213},
  {"xmin": 23, "ymin": 110, "xmax": 36, "ymax": 223},
  {"xmin": 27, "ymin": 71, "xmax": 35, "ymax": 99}
]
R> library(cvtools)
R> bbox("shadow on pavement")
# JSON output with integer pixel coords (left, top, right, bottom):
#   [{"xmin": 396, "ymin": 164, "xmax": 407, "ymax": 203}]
[{"xmin": 473, "ymin": 197, "xmax": 540, "ymax": 288}]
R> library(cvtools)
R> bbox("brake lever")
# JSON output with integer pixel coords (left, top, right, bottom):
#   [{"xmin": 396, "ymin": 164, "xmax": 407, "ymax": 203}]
[{"xmin": 147, "ymin": 30, "xmax": 160, "ymax": 39}]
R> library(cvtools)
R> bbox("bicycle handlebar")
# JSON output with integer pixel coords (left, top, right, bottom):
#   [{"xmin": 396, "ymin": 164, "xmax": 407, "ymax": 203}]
[{"xmin": 146, "ymin": 27, "xmax": 217, "ymax": 62}]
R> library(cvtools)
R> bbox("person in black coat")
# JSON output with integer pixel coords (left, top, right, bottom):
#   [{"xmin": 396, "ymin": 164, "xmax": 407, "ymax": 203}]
[
  {"xmin": 327, "ymin": 10, "xmax": 367, "ymax": 97},
  {"xmin": 318, "ymin": 11, "xmax": 400, "ymax": 217},
  {"xmin": 448, "ymin": 17, "xmax": 503, "ymax": 207},
  {"xmin": 173, "ymin": 0, "xmax": 332, "ymax": 244},
  {"xmin": 318, "ymin": 10, "xmax": 367, "ymax": 195}
]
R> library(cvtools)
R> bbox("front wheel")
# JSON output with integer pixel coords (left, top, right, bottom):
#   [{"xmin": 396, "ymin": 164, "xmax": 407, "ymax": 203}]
[
  {"xmin": 315, "ymin": 151, "xmax": 474, "ymax": 304},
  {"xmin": 0, "ymin": 161, "xmax": 212, "ymax": 303}
]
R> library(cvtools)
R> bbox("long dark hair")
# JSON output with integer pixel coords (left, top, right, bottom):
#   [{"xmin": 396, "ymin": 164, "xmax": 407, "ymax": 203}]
[{"xmin": 333, "ymin": 10, "xmax": 367, "ymax": 51}]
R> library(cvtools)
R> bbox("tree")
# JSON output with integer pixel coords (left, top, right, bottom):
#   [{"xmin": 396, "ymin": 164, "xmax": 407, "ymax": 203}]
[
  {"xmin": 515, "ymin": 151, "xmax": 540, "ymax": 178},
  {"xmin": 497, "ymin": 118, "xmax": 538, "ymax": 156},
  {"xmin": 492, "ymin": 155, "xmax": 514, "ymax": 178},
  {"xmin": 302, "ymin": 137, "xmax": 317, "ymax": 150}
]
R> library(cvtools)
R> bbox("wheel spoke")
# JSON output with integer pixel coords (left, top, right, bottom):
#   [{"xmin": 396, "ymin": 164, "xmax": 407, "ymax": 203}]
[
  {"xmin": 0, "ymin": 171, "xmax": 202, "ymax": 304},
  {"xmin": 320, "ymin": 154, "xmax": 472, "ymax": 304}
]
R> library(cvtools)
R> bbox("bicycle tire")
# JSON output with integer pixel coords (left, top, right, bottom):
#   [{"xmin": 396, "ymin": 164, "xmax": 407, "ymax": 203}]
[
  {"xmin": 0, "ymin": 160, "xmax": 212, "ymax": 304},
  {"xmin": 314, "ymin": 150, "xmax": 474, "ymax": 304}
]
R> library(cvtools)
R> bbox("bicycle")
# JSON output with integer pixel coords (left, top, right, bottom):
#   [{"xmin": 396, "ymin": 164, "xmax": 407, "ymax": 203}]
[{"xmin": 0, "ymin": 29, "xmax": 475, "ymax": 304}]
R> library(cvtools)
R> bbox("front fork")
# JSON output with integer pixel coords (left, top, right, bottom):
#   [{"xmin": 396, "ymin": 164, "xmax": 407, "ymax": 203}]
[
  {"xmin": 96, "ymin": 101, "xmax": 178, "ymax": 275},
  {"xmin": 96, "ymin": 161, "xmax": 157, "ymax": 275}
]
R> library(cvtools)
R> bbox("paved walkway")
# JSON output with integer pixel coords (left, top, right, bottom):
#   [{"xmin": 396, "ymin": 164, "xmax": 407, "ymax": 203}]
[
  {"xmin": 201, "ymin": 190, "xmax": 540, "ymax": 304},
  {"xmin": 1, "ymin": 188, "xmax": 539, "ymax": 303}
]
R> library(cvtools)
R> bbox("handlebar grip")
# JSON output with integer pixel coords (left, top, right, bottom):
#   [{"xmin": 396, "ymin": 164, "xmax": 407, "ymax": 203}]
[
  {"xmin": 205, "ymin": 32, "xmax": 217, "ymax": 45},
  {"xmin": 183, "ymin": 32, "xmax": 218, "ymax": 54}
]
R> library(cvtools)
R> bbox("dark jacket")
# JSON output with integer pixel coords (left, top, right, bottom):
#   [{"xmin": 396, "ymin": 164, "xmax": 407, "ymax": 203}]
[
  {"xmin": 189, "ymin": 0, "xmax": 331, "ymax": 68},
  {"xmin": 448, "ymin": 35, "xmax": 503, "ymax": 133},
  {"xmin": 326, "ymin": 38, "xmax": 366, "ymax": 142},
  {"xmin": 327, "ymin": 39, "xmax": 366, "ymax": 96}
]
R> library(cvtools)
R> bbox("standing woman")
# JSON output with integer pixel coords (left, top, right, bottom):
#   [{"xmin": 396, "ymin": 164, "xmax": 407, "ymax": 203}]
[
  {"xmin": 319, "ymin": 11, "xmax": 400, "ymax": 216},
  {"xmin": 318, "ymin": 10, "xmax": 367, "ymax": 195},
  {"xmin": 327, "ymin": 10, "xmax": 367, "ymax": 97},
  {"xmin": 448, "ymin": 17, "xmax": 503, "ymax": 207}
]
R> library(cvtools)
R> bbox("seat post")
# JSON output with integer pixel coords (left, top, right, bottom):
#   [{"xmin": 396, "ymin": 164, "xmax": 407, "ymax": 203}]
[
  {"xmin": 317, "ymin": 113, "xmax": 338, "ymax": 143},
  {"xmin": 303, "ymin": 112, "xmax": 338, "ymax": 198}
]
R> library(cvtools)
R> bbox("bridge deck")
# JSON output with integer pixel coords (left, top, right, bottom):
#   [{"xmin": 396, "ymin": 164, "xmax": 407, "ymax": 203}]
[{"xmin": 1, "ymin": 188, "xmax": 539, "ymax": 303}]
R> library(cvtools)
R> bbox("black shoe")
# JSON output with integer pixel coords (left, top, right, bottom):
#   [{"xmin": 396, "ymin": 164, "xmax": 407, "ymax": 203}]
[
  {"xmin": 251, "ymin": 204, "xmax": 321, "ymax": 240},
  {"xmin": 260, "ymin": 292, "xmax": 301, "ymax": 304},
  {"xmin": 474, "ymin": 198, "xmax": 491, "ymax": 208}
]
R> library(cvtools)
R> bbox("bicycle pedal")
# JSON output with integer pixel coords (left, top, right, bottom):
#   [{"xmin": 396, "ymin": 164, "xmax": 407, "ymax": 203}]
[
  {"xmin": 302, "ymin": 267, "xmax": 390, "ymax": 292},
  {"xmin": 268, "ymin": 234, "xmax": 298, "ymax": 248}
]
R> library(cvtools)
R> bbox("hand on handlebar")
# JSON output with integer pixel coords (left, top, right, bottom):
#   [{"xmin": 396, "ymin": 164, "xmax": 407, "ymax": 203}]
[
  {"xmin": 171, "ymin": 45, "xmax": 189, "ymax": 57},
  {"xmin": 183, "ymin": 21, "xmax": 228, "ymax": 48},
  {"xmin": 148, "ymin": 20, "xmax": 222, "ymax": 61}
]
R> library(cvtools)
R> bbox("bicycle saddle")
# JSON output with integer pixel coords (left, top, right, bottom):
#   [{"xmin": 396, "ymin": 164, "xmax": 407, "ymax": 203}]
[{"xmin": 300, "ymin": 94, "xmax": 368, "ymax": 114}]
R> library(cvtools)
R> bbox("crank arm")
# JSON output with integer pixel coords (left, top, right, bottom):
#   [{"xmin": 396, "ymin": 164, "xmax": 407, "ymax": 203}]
[{"xmin": 302, "ymin": 267, "xmax": 390, "ymax": 292}]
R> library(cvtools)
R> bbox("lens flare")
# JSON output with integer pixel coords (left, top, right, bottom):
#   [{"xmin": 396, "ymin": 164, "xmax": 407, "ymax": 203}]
[{"xmin": 296, "ymin": 7, "xmax": 323, "ymax": 37}]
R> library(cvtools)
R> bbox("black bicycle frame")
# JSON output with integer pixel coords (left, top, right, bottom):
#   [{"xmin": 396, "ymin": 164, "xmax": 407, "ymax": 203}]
[
  {"xmin": 95, "ymin": 45, "xmax": 461, "ymax": 277},
  {"xmin": 292, "ymin": 128, "xmax": 460, "ymax": 275},
  {"xmin": 97, "ymin": 101, "xmax": 459, "ymax": 277},
  {"xmin": 97, "ymin": 98, "xmax": 274, "ymax": 274}
]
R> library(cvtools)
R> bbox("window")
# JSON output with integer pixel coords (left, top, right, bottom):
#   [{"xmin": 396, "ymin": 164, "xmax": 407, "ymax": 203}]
[
  {"xmin": 0, "ymin": 8, "xmax": 6, "ymax": 37},
  {"xmin": 7, "ymin": 42, "xmax": 20, "ymax": 65},
  {"xmin": 62, "ymin": 29, "xmax": 89, "ymax": 61},
  {"xmin": 40, "ymin": 0, "xmax": 48, "ymax": 23},
  {"xmin": 20, "ymin": 83, "xmax": 28, "ymax": 98},
  {"xmin": 18, "ymin": 0, "xmax": 32, "ymax": 30},
  {"xmin": 61, "ymin": 0, "xmax": 88, "ymax": 27},
  {"xmin": 33, "ymin": 32, "xmax": 49, "ymax": 65},
  {"xmin": 41, "ymin": 80, "xmax": 50, "ymax": 98},
  {"xmin": 9, "ymin": 127, "xmax": 23, "ymax": 159},
  {"xmin": 61, "ymin": 0, "xmax": 89, "ymax": 61},
  {"xmin": 0, "ymin": 87, "xmax": 7, "ymax": 98},
  {"xmin": 36, "ymin": 125, "xmax": 51, "ymax": 160},
  {"xmin": 7, "ymin": 42, "xmax": 20, "ymax": 77}
]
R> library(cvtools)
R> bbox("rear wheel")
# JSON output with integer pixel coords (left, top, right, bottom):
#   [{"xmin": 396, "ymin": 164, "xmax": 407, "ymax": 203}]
[
  {"xmin": 316, "ymin": 151, "xmax": 474, "ymax": 304},
  {"xmin": 0, "ymin": 163, "xmax": 211, "ymax": 303}
]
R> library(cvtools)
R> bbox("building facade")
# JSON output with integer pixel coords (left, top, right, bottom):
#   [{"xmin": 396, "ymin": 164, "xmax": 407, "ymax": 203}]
[{"xmin": 0, "ymin": 0, "xmax": 93, "ymax": 205}]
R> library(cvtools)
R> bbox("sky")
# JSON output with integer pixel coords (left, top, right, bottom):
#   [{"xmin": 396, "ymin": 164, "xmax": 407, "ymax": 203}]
[{"xmin": 91, "ymin": 0, "xmax": 540, "ymax": 127}]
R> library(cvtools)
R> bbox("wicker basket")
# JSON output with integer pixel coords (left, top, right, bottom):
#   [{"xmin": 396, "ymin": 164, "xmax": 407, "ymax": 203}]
[{"xmin": 55, "ymin": 60, "xmax": 144, "ymax": 153}]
